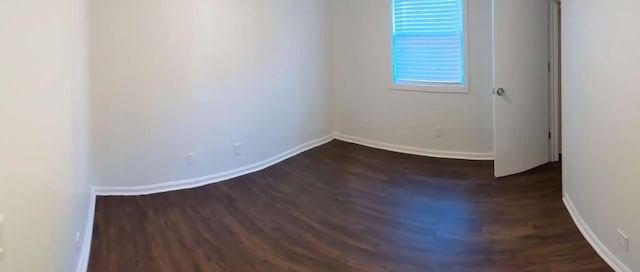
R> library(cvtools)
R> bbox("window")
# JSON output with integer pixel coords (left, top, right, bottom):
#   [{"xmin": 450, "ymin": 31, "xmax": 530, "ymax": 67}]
[{"xmin": 391, "ymin": 0, "xmax": 468, "ymax": 93}]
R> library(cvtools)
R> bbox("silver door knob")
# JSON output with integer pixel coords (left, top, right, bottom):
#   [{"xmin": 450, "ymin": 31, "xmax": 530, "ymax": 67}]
[{"xmin": 496, "ymin": 88, "xmax": 505, "ymax": 96}]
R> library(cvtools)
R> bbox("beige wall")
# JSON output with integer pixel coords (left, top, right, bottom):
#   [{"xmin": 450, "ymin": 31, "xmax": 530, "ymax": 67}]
[
  {"xmin": 90, "ymin": 0, "xmax": 333, "ymax": 188},
  {"xmin": 562, "ymin": 0, "xmax": 640, "ymax": 270},
  {"xmin": 329, "ymin": 0, "xmax": 494, "ymax": 156},
  {"xmin": 0, "ymin": 0, "xmax": 92, "ymax": 271}
]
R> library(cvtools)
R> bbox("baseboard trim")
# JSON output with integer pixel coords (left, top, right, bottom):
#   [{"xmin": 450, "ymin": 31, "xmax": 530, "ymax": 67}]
[
  {"xmin": 94, "ymin": 135, "xmax": 335, "ymax": 196},
  {"xmin": 78, "ymin": 134, "xmax": 495, "ymax": 271},
  {"xmin": 94, "ymin": 133, "xmax": 494, "ymax": 196},
  {"xmin": 563, "ymin": 193, "xmax": 631, "ymax": 272},
  {"xmin": 81, "ymin": 138, "xmax": 632, "ymax": 272},
  {"xmin": 76, "ymin": 187, "xmax": 97, "ymax": 272},
  {"xmin": 334, "ymin": 133, "xmax": 494, "ymax": 161}
]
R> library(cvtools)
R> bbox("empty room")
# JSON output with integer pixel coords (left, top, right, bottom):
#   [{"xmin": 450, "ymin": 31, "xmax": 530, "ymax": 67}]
[{"xmin": 1, "ymin": 0, "xmax": 638, "ymax": 271}]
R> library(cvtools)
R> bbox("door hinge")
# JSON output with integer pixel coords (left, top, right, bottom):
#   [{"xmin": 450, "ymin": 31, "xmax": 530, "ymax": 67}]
[
  {"xmin": 548, "ymin": 62, "xmax": 551, "ymax": 72},
  {"xmin": 548, "ymin": 132, "xmax": 552, "ymax": 140}
]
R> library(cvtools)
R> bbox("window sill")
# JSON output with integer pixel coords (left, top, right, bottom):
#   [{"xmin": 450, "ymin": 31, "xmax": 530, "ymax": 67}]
[{"xmin": 389, "ymin": 83, "xmax": 469, "ymax": 94}]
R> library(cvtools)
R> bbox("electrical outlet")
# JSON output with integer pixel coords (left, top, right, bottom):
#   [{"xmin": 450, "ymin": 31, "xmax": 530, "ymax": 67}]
[
  {"xmin": 233, "ymin": 143, "xmax": 242, "ymax": 156},
  {"xmin": 187, "ymin": 152, "xmax": 197, "ymax": 166},
  {"xmin": 435, "ymin": 126, "xmax": 444, "ymax": 138},
  {"xmin": 75, "ymin": 232, "xmax": 81, "ymax": 251},
  {"xmin": 0, "ymin": 215, "xmax": 5, "ymax": 260},
  {"xmin": 617, "ymin": 229, "xmax": 630, "ymax": 252}
]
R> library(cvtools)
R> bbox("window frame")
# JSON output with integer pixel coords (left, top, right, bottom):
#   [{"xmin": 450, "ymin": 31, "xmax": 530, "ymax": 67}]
[{"xmin": 389, "ymin": 0, "xmax": 470, "ymax": 94}]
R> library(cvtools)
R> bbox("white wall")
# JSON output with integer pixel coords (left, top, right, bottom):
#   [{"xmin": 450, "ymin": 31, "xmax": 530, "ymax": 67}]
[
  {"xmin": 330, "ymin": 0, "xmax": 494, "ymax": 156},
  {"xmin": 562, "ymin": 0, "xmax": 640, "ymax": 271},
  {"xmin": 0, "ymin": 0, "xmax": 92, "ymax": 271},
  {"xmin": 90, "ymin": 0, "xmax": 333, "ymax": 188}
]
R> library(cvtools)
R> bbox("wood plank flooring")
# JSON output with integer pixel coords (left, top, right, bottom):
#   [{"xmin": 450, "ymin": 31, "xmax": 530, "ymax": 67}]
[{"xmin": 89, "ymin": 140, "xmax": 611, "ymax": 271}]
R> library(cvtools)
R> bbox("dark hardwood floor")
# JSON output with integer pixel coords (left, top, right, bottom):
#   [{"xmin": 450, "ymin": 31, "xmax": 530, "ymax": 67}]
[{"xmin": 89, "ymin": 140, "xmax": 611, "ymax": 272}]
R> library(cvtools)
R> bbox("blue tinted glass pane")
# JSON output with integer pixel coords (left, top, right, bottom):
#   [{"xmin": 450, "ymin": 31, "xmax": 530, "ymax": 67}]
[{"xmin": 392, "ymin": 0, "xmax": 464, "ymax": 85}]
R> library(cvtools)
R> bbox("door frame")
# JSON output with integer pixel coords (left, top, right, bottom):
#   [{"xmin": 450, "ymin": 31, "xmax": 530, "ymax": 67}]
[{"xmin": 549, "ymin": 0, "xmax": 561, "ymax": 162}]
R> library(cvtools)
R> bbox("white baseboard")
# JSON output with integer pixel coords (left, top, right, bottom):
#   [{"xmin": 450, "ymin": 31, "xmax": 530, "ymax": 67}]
[
  {"xmin": 76, "ymin": 188, "xmax": 97, "ymax": 272},
  {"xmin": 563, "ymin": 193, "xmax": 631, "ymax": 272},
  {"xmin": 79, "ymin": 137, "xmax": 632, "ymax": 272},
  {"xmin": 96, "ymin": 133, "xmax": 493, "ymax": 196},
  {"xmin": 94, "ymin": 135, "xmax": 335, "ymax": 196},
  {"xmin": 334, "ymin": 133, "xmax": 494, "ymax": 160},
  {"xmin": 78, "ymin": 134, "xmax": 493, "ymax": 271}
]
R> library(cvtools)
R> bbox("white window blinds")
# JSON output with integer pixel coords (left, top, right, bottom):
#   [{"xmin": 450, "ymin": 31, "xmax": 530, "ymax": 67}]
[{"xmin": 392, "ymin": 0, "xmax": 465, "ymax": 85}]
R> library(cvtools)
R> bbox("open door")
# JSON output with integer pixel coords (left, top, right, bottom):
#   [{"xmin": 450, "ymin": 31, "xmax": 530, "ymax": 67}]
[{"xmin": 493, "ymin": 0, "xmax": 551, "ymax": 177}]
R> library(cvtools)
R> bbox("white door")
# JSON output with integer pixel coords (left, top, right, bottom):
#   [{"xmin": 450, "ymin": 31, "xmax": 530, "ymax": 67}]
[{"xmin": 493, "ymin": 0, "xmax": 550, "ymax": 177}]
